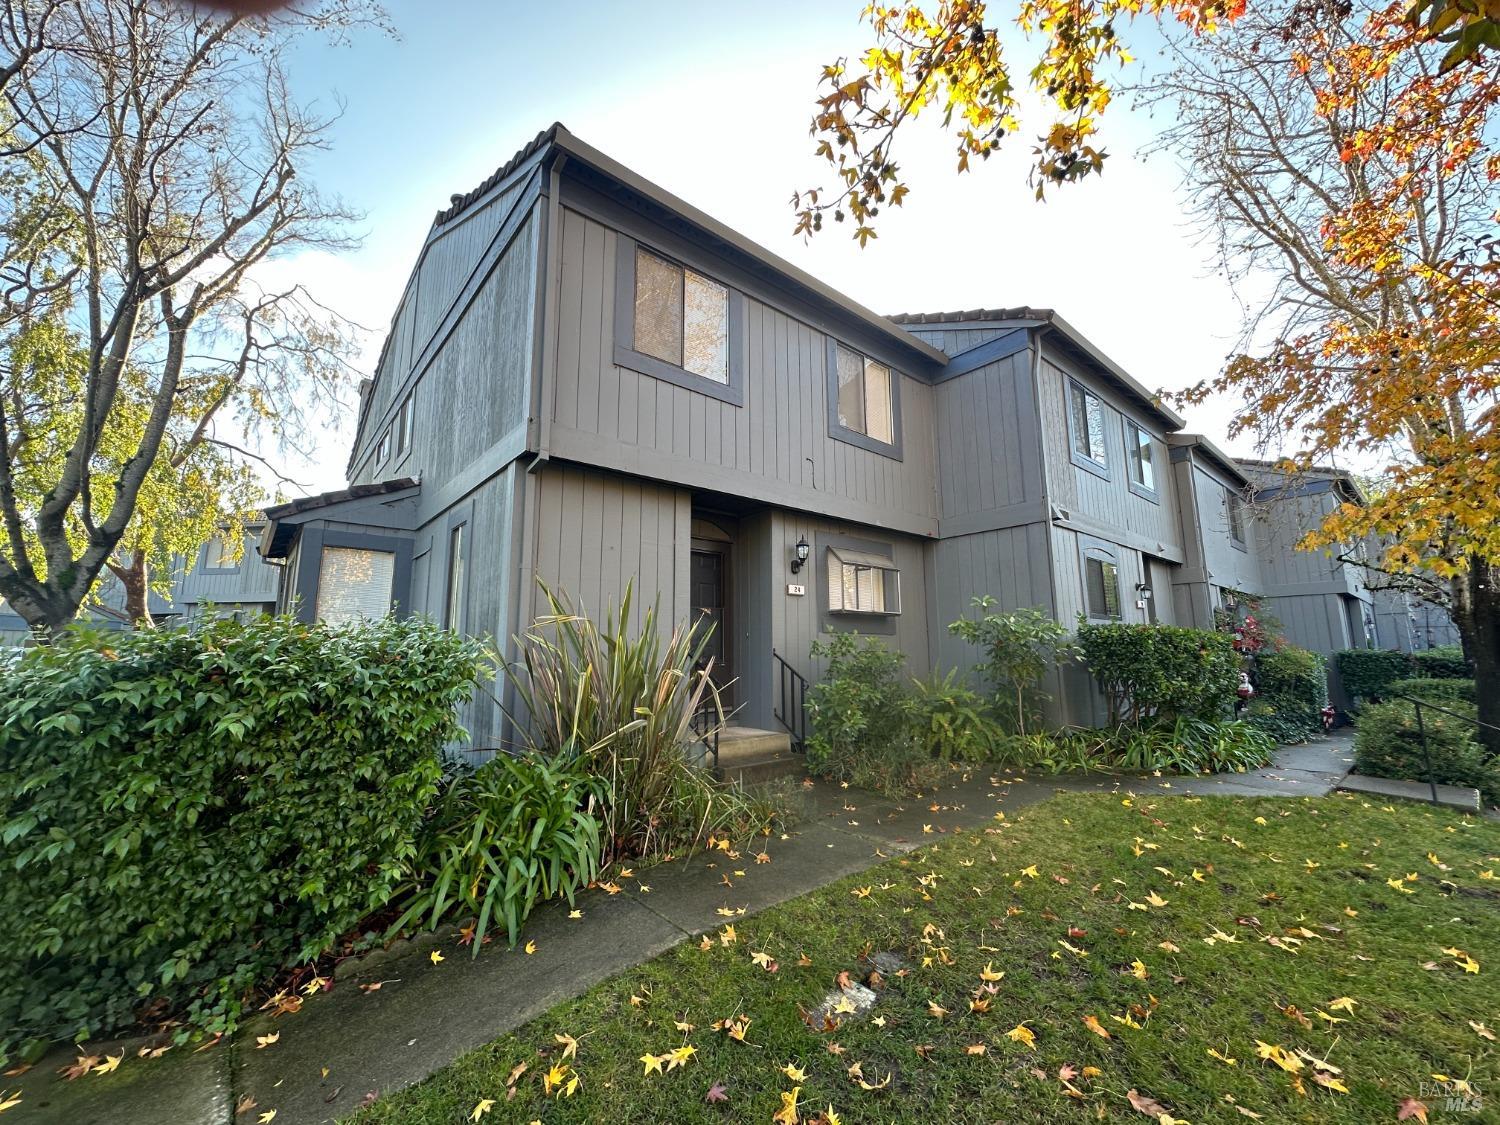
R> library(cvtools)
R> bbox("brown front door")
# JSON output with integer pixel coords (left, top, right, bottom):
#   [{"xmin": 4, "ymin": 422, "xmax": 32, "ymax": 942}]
[{"xmin": 690, "ymin": 542, "xmax": 733, "ymax": 707}]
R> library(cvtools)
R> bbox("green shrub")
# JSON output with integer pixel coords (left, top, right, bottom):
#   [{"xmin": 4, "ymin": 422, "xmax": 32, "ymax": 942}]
[
  {"xmin": 806, "ymin": 633, "xmax": 941, "ymax": 795},
  {"xmin": 1247, "ymin": 646, "xmax": 1328, "ymax": 742},
  {"xmin": 1387, "ymin": 677, "xmax": 1477, "ymax": 704},
  {"xmin": 508, "ymin": 583, "xmax": 773, "ymax": 863},
  {"xmin": 1077, "ymin": 623, "xmax": 1240, "ymax": 724},
  {"xmin": 911, "ymin": 670, "xmax": 1005, "ymax": 763},
  {"xmin": 1010, "ymin": 717, "xmax": 1275, "ymax": 776},
  {"xmin": 1333, "ymin": 649, "xmax": 1412, "ymax": 701},
  {"xmin": 1411, "ymin": 644, "xmax": 1471, "ymax": 679},
  {"xmin": 946, "ymin": 599, "xmax": 1077, "ymax": 734},
  {"xmin": 0, "ymin": 615, "xmax": 484, "ymax": 1063},
  {"xmin": 389, "ymin": 753, "xmax": 606, "ymax": 953},
  {"xmin": 1354, "ymin": 700, "xmax": 1500, "ymax": 806}
]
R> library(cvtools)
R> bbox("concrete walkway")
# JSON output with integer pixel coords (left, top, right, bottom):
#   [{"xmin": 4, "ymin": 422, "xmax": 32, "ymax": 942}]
[{"xmin": 11, "ymin": 735, "xmax": 1357, "ymax": 1125}]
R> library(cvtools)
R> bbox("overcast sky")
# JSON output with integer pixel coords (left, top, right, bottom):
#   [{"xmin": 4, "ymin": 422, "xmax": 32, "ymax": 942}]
[{"xmin": 263, "ymin": 0, "xmax": 1265, "ymax": 498}]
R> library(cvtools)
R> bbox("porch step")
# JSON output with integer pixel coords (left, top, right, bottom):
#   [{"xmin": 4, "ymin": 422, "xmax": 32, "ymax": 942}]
[{"xmin": 713, "ymin": 725, "xmax": 802, "ymax": 785}]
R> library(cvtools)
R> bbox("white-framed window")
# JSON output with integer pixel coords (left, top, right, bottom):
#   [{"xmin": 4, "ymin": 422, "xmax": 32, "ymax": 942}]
[
  {"xmin": 1069, "ymin": 380, "xmax": 1108, "ymax": 470},
  {"xmin": 315, "ymin": 546, "xmax": 395, "ymax": 626},
  {"xmin": 1226, "ymin": 488, "xmax": 1247, "ymax": 545},
  {"xmin": 202, "ymin": 534, "xmax": 238, "ymax": 572},
  {"xmin": 826, "ymin": 547, "xmax": 901, "ymax": 615},
  {"xmin": 833, "ymin": 344, "xmax": 895, "ymax": 446},
  {"xmin": 395, "ymin": 396, "xmax": 413, "ymax": 456},
  {"xmin": 376, "ymin": 427, "xmax": 392, "ymax": 464},
  {"xmin": 1125, "ymin": 420, "xmax": 1155, "ymax": 493},
  {"xmin": 1084, "ymin": 549, "xmax": 1122, "ymax": 620},
  {"xmin": 633, "ymin": 247, "xmax": 730, "ymax": 384},
  {"xmin": 444, "ymin": 523, "xmax": 467, "ymax": 631}
]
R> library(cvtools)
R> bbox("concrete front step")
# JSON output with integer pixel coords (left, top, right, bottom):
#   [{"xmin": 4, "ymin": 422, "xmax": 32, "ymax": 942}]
[
  {"xmin": 1337, "ymin": 773, "xmax": 1483, "ymax": 812},
  {"xmin": 713, "ymin": 725, "xmax": 803, "ymax": 785}
]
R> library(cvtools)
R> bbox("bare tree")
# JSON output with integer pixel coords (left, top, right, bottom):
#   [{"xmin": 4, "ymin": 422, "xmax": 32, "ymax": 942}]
[{"xmin": 0, "ymin": 0, "xmax": 381, "ymax": 634}]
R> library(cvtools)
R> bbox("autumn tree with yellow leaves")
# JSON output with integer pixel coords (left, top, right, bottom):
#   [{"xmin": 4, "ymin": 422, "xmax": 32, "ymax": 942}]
[{"xmin": 804, "ymin": 1, "xmax": 1500, "ymax": 750}]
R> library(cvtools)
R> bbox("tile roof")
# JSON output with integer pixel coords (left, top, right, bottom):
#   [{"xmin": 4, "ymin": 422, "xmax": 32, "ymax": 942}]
[
  {"xmin": 262, "ymin": 477, "xmax": 420, "ymax": 520},
  {"xmin": 887, "ymin": 307, "xmax": 1055, "ymax": 325},
  {"xmin": 433, "ymin": 124, "xmax": 561, "ymax": 228}
]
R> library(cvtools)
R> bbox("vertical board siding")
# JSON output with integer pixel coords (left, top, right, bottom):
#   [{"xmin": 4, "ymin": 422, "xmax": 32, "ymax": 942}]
[
  {"xmin": 548, "ymin": 207, "xmax": 938, "ymax": 526},
  {"xmin": 930, "ymin": 523, "xmax": 1054, "ymax": 676},
  {"xmin": 932, "ymin": 351, "xmax": 1043, "ymax": 521},
  {"xmin": 1037, "ymin": 355, "xmax": 1181, "ymax": 549},
  {"xmin": 526, "ymin": 463, "xmax": 690, "ymax": 639},
  {"xmin": 906, "ymin": 325, "xmax": 1016, "ymax": 355},
  {"xmin": 352, "ymin": 197, "xmax": 539, "ymax": 487},
  {"xmin": 1191, "ymin": 463, "xmax": 1262, "ymax": 594}
]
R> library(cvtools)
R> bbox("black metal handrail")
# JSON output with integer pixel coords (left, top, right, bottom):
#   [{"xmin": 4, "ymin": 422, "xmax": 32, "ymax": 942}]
[
  {"xmin": 1384, "ymin": 691, "xmax": 1499, "ymax": 805},
  {"xmin": 772, "ymin": 648, "xmax": 809, "ymax": 754},
  {"xmin": 688, "ymin": 699, "xmax": 721, "ymax": 771}
]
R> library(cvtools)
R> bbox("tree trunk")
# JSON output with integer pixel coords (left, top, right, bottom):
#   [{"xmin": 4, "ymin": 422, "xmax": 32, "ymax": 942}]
[
  {"xmin": 1451, "ymin": 559, "xmax": 1500, "ymax": 758},
  {"xmin": 119, "ymin": 549, "xmax": 154, "ymax": 628}
]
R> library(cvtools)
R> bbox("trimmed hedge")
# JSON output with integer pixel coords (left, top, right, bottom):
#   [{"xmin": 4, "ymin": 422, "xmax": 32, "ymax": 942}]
[
  {"xmin": 1411, "ymin": 644, "xmax": 1471, "ymax": 679},
  {"xmin": 1333, "ymin": 649, "xmax": 1412, "ymax": 701},
  {"xmin": 1387, "ymin": 677, "xmax": 1477, "ymax": 704},
  {"xmin": 1245, "ymin": 645, "xmax": 1328, "ymax": 743},
  {"xmin": 1077, "ymin": 623, "xmax": 1240, "ymax": 724},
  {"xmin": 0, "ymin": 615, "xmax": 485, "ymax": 1063},
  {"xmin": 1353, "ymin": 700, "xmax": 1499, "ymax": 806}
]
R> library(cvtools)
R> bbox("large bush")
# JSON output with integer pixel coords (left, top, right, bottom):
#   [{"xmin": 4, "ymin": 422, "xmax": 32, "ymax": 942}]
[
  {"xmin": 946, "ymin": 599, "xmax": 1076, "ymax": 734},
  {"xmin": 806, "ymin": 633, "xmax": 941, "ymax": 794},
  {"xmin": 508, "ymin": 583, "xmax": 774, "ymax": 863},
  {"xmin": 1411, "ymin": 644, "xmax": 1471, "ymax": 680},
  {"xmin": 1354, "ymin": 700, "xmax": 1499, "ymax": 806},
  {"xmin": 0, "ymin": 616, "xmax": 484, "ymax": 1063},
  {"xmin": 1333, "ymin": 648, "xmax": 1412, "ymax": 701},
  {"xmin": 389, "ymin": 753, "xmax": 606, "ymax": 953},
  {"xmin": 1387, "ymin": 677, "xmax": 1477, "ymax": 704},
  {"xmin": 1077, "ymin": 623, "xmax": 1240, "ymax": 724},
  {"xmin": 1245, "ymin": 646, "xmax": 1328, "ymax": 743},
  {"xmin": 911, "ymin": 670, "xmax": 1006, "ymax": 763}
]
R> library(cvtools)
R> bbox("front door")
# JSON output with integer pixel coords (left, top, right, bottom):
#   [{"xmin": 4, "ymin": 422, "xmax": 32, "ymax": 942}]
[{"xmin": 690, "ymin": 542, "xmax": 733, "ymax": 707}]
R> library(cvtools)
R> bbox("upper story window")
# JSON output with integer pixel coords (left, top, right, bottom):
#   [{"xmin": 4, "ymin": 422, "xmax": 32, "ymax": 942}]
[
  {"xmin": 203, "ymin": 534, "xmax": 238, "ymax": 572},
  {"xmin": 826, "ymin": 340, "xmax": 902, "ymax": 458},
  {"xmin": 614, "ymin": 238, "xmax": 744, "ymax": 406},
  {"xmin": 1226, "ymin": 488, "xmax": 1248, "ymax": 547},
  {"xmin": 826, "ymin": 546, "xmax": 901, "ymax": 615},
  {"xmin": 634, "ymin": 248, "xmax": 729, "ymax": 383},
  {"xmin": 376, "ymin": 427, "xmax": 392, "ymax": 464},
  {"xmin": 1083, "ymin": 548, "xmax": 1122, "ymax": 620},
  {"xmin": 1068, "ymin": 380, "xmax": 1108, "ymax": 475},
  {"xmin": 395, "ymin": 396, "xmax": 413, "ymax": 457},
  {"xmin": 1125, "ymin": 420, "xmax": 1156, "ymax": 496}
]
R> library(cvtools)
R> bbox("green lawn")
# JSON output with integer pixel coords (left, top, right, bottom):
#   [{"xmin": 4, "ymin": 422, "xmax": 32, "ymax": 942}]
[{"xmin": 351, "ymin": 792, "xmax": 1499, "ymax": 1124}]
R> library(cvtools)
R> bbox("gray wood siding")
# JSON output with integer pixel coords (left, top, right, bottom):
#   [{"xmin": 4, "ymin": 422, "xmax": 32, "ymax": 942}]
[
  {"xmin": 523, "ymin": 462, "xmax": 691, "ymax": 638},
  {"xmin": 1037, "ymin": 351, "xmax": 1181, "ymax": 556},
  {"xmin": 931, "ymin": 524, "xmax": 1054, "ymax": 676},
  {"xmin": 933, "ymin": 351, "xmax": 1045, "ymax": 528},
  {"xmin": 1251, "ymin": 491, "xmax": 1363, "ymax": 597},
  {"xmin": 174, "ymin": 528, "xmax": 280, "ymax": 609},
  {"xmin": 351, "ymin": 195, "xmax": 540, "ymax": 493},
  {"xmin": 545, "ymin": 206, "xmax": 938, "ymax": 534},
  {"xmin": 765, "ymin": 510, "xmax": 932, "ymax": 685},
  {"xmin": 1190, "ymin": 462, "xmax": 1263, "ymax": 595},
  {"xmin": 907, "ymin": 325, "xmax": 1017, "ymax": 355}
]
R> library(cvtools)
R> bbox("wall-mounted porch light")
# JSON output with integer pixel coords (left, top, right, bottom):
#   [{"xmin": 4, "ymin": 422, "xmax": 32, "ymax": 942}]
[{"xmin": 790, "ymin": 536, "xmax": 810, "ymax": 574}]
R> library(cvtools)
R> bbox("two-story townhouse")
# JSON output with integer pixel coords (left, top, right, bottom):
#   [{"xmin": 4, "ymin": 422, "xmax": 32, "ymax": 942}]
[
  {"xmin": 163, "ymin": 522, "xmax": 281, "ymax": 623},
  {"xmin": 1166, "ymin": 435, "xmax": 1265, "ymax": 629}
]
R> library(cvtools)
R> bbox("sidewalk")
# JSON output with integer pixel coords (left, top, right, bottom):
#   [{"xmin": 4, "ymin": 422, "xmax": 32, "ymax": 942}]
[{"xmin": 11, "ymin": 735, "xmax": 1356, "ymax": 1124}]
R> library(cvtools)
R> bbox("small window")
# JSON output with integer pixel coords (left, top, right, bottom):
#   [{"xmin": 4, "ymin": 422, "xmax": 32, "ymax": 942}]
[
  {"xmin": 444, "ymin": 523, "xmax": 467, "ymax": 630},
  {"xmin": 1084, "ymin": 551, "xmax": 1121, "ymax": 619},
  {"xmin": 1126, "ymin": 421, "xmax": 1155, "ymax": 493},
  {"xmin": 1226, "ymin": 488, "xmax": 1247, "ymax": 545},
  {"xmin": 202, "ymin": 534, "xmax": 238, "ymax": 572},
  {"xmin": 833, "ymin": 344, "xmax": 895, "ymax": 445},
  {"xmin": 826, "ymin": 547, "xmax": 901, "ymax": 615},
  {"xmin": 633, "ymin": 248, "xmax": 729, "ymax": 384},
  {"xmin": 395, "ymin": 396, "xmax": 413, "ymax": 456},
  {"xmin": 1069, "ymin": 381, "xmax": 1108, "ymax": 470},
  {"xmin": 376, "ymin": 427, "xmax": 392, "ymax": 464},
  {"xmin": 315, "ymin": 546, "xmax": 395, "ymax": 626}
]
